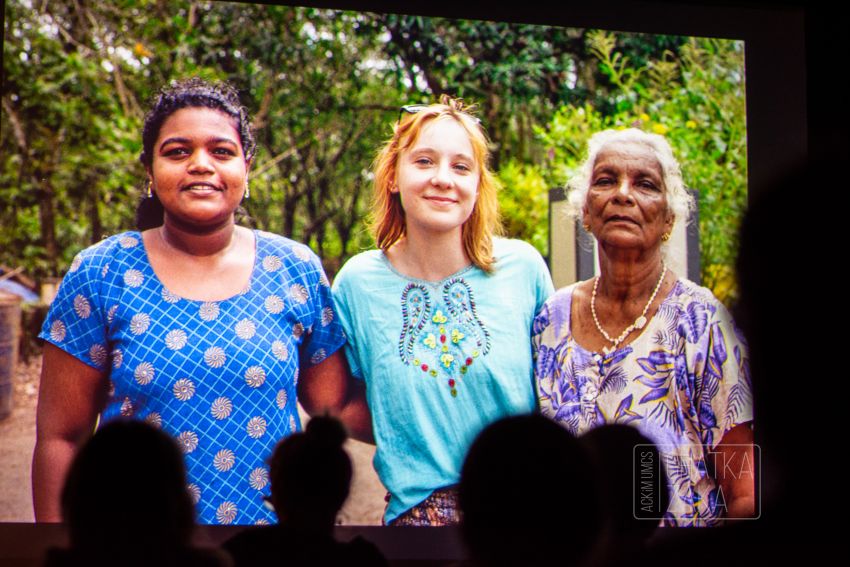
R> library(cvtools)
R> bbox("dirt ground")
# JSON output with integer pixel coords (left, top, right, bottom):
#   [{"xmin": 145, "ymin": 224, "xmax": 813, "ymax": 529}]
[{"xmin": 0, "ymin": 355, "xmax": 386, "ymax": 525}]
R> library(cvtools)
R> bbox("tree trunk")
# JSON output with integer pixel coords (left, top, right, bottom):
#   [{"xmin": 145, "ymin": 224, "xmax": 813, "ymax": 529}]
[{"xmin": 36, "ymin": 175, "xmax": 59, "ymax": 277}]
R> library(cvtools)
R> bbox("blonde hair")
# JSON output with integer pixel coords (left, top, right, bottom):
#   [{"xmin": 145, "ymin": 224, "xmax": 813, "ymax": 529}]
[{"xmin": 370, "ymin": 95, "xmax": 503, "ymax": 273}]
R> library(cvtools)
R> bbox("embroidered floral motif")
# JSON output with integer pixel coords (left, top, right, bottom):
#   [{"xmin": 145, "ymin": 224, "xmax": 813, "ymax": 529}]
[
  {"xmin": 49, "ymin": 320, "xmax": 66, "ymax": 342},
  {"xmin": 246, "ymin": 416, "xmax": 267, "ymax": 439},
  {"xmin": 178, "ymin": 430, "xmax": 199, "ymax": 453},
  {"xmin": 216, "ymin": 501, "xmax": 237, "ymax": 524},
  {"xmin": 74, "ymin": 295, "xmax": 91, "ymax": 318},
  {"xmin": 123, "ymin": 269, "xmax": 144, "ymax": 287},
  {"xmin": 213, "ymin": 449, "xmax": 236, "ymax": 472},
  {"xmin": 271, "ymin": 340, "xmax": 289, "ymax": 361},
  {"xmin": 211, "ymin": 396, "xmax": 233, "ymax": 420},
  {"xmin": 187, "ymin": 483, "xmax": 201, "ymax": 504},
  {"xmin": 173, "ymin": 378, "xmax": 196, "ymax": 401},
  {"xmin": 245, "ymin": 366, "xmax": 266, "ymax": 388},
  {"xmin": 398, "ymin": 278, "xmax": 490, "ymax": 397},
  {"xmin": 89, "ymin": 343, "xmax": 107, "ymax": 367},
  {"xmin": 265, "ymin": 295, "xmax": 284, "ymax": 314},
  {"xmin": 144, "ymin": 412, "xmax": 162, "ymax": 428},
  {"xmin": 112, "ymin": 348, "xmax": 123, "ymax": 369},
  {"xmin": 134, "ymin": 361, "xmax": 155, "ymax": 385},
  {"xmin": 249, "ymin": 467, "xmax": 269, "ymax": 490},
  {"xmin": 276, "ymin": 389, "xmax": 288, "ymax": 409},
  {"xmin": 129, "ymin": 313, "xmax": 151, "ymax": 335},
  {"xmin": 165, "ymin": 329, "xmax": 187, "ymax": 350}
]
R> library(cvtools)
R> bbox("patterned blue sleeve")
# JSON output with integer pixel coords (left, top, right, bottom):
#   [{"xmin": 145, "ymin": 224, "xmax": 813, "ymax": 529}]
[
  {"xmin": 38, "ymin": 240, "xmax": 113, "ymax": 371},
  {"xmin": 293, "ymin": 244, "xmax": 346, "ymax": 368}
]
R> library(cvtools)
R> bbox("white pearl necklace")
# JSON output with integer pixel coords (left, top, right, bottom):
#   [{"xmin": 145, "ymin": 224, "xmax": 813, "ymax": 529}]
[{"xmin": 591, "ymin": 262, "xmax": 667, "ymax": 355}]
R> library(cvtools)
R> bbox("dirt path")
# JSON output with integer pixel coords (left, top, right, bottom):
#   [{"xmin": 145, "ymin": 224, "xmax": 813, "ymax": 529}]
[{"xmin": 0, "ymin": 356, "xmax": 385, "ymax": 525}]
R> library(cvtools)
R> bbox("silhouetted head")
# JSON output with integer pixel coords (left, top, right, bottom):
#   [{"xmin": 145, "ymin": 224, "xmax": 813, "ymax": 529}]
[
  {"xmin": 736, "ymin": 159, "xmax": 815, "ymax": 525},
  {"xmin": 581, "ymin": 424, "xmax": 668, "ymax": 545},
  {"xmin": 269, "ymin": 416, "xmax": 351, "ymax": 531},
  {"xmin": 459, "ymin": 414, "xmax": 603, "ymax": 566},
  {"xmin": 61, "ymin": 419, "xmax": 195, "ymax": 555}
]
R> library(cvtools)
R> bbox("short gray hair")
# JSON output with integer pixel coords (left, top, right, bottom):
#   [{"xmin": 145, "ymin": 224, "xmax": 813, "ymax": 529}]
[{"xmin": 565, "ymin": 128, "xmax": 695, "ymax": 228}]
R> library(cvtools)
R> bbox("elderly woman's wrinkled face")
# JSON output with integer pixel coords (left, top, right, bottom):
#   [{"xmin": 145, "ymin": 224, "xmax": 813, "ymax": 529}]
[{"xmin": 583, "ymin": 141, "xmax": 674, "ymax": 253}]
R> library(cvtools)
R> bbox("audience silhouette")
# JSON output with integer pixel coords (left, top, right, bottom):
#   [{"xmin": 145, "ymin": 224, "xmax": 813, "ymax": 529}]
[
  {"xmin": 44, "ymin": 419, "xmax": 226, "ymax": 566},
  {"xmin": 459, "ymin": 414, "xmax": 603, "ymax": 566},
  {"xmin": 580, "ymin": 424, "xmax": 668, "ymax": 565},
  {"xmin": 222, "ymin": 416, "xmax": 386, "ymax": 566}
]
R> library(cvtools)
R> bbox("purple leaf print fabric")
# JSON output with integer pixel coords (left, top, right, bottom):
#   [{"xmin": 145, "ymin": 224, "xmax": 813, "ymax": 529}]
[{"xmin": 533, "ymin": 279, "xmax": 753, "ymax": 526}]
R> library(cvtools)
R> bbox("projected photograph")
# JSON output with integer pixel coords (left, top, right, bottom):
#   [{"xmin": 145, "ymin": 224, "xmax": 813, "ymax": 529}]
[{"xmin": 2, "ymin": 0, "xmax": 749, "ymax": 532}]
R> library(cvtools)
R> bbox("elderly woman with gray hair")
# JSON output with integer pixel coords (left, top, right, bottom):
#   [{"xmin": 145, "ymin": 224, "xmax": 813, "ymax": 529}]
[{"xmin": 533, "ymin": 128, "xmax": 754, "ymax": 526}]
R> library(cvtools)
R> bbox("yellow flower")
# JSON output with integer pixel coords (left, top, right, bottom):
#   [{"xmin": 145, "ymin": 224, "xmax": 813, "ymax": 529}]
[
  {"xmin": 652, "ymin": 123, "xmax": 669, "ymax": 135},
  {"xmin": 423, "ymin": 334, "xmax": 437, "ymax": 349},
  {"xmin": 432, "ymin": 311, "xmax": 447, "ymax": 324},
  {"xmin": 134, "ymin": 42, "xmax": 153, "ymax": 58},
  {"xmin": 451, "ymin": 329, "xmax": 465, "ymax": 344},
  {"xmin": 440, "ymin": 353, "xmax": 455, "ymax": 368},
  {"xmin": 686, "ymin": 120, "xmax": 697, "ymax": 129},
  {"xmin": 639, "ymin": 113, "xmax": 651, "ymax": 122}
]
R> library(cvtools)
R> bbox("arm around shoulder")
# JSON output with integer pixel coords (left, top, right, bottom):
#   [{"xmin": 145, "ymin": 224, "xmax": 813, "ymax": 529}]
[{"xmin": 298, "ymin": 350, "xmax": 374, "ymax": 443}]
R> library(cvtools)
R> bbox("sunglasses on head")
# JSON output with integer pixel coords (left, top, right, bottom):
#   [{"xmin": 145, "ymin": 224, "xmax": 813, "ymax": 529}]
[{"xmin": 397, "ymin": 104, "xmax": 481, "ymax": 125}]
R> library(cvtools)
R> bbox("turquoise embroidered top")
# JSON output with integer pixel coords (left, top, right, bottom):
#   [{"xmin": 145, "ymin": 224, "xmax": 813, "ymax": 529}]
[{"xmin": 332, "ymin": 238, "xmax": 554, "ymax": 523}]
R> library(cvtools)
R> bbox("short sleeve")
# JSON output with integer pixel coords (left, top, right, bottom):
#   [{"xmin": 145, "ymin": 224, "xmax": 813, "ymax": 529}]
[
  {"xmin": 296, "ymin": 250, "xmax": 346, "ymax": 368},
  {"xmin": 38, "ymin": 249, "xmax": 110, "ymax": 371},
  {"xmin": 530, "ymin": 249, "xmax": 555, "ymax": 314},
  {"xmin": 330, "ymin": 268, "xmax": 364, "ymax": 380},
  {"xmin": 699, "ymin": 302, "xmax": 754, "ymax": 449}
]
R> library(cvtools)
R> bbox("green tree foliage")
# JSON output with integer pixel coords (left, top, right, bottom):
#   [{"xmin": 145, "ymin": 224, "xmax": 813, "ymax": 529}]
[
  {"xmin": 2, "ymin": 3, "xmax": 745, "ymax": 302},
  {"xmin": 530, "ymin": 32, "xmax": 747, "ymax": 303}
]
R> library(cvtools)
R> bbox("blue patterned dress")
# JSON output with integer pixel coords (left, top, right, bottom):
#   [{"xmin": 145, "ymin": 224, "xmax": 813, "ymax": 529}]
[
  {"xmin": 533, "ymin": 279, "xmax": 753, "ymax": 526},
  {"xmin": 40, "ymin": 230, "xmax": 345, "ymax": 525}
]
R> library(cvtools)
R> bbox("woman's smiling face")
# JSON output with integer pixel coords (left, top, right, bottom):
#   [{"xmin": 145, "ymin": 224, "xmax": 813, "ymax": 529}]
[
  {"xmin": 583, "ymin": 141, "xmax": 674, "ymax": 252},
  {"xmin": 393, "ymin": 117, "xmax": 480, "ymax": 239},
  {"xmin": 149, "ymin": 107, "xmax": 250, "ymax": 230}
]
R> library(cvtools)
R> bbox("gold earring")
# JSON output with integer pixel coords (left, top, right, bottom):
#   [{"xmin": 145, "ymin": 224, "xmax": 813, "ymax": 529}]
[
  {"xmin": 146, "ymin": 179, "xmax": 153, "ymax": 199},
  {"xmin": 661, "ymin": 232, "xmax": 671, "ymax": 242},
  {"xmin": 244, "ymin": 181, "xmax": 250, "ymax": 200},
  {"xmin": 583, "ymin": 223, "xmax": 591, "ymax": 232}
]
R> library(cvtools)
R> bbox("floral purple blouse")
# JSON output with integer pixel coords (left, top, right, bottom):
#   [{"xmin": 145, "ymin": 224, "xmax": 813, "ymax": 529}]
[{"xmin": 532, "ymin": 278, "xmax": 753, "ymax": 526}]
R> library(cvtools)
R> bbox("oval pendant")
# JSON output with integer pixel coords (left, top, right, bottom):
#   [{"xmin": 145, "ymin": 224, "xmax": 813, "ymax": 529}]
[{"xmin": 635, "ymin": 315, "xmax": 647, "ymax": 329}]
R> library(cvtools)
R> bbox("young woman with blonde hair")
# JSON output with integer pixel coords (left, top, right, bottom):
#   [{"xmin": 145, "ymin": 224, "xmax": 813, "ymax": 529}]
[{"xmin": 333, "ymin": 96, "xmax": 553, "ymax": 526}]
